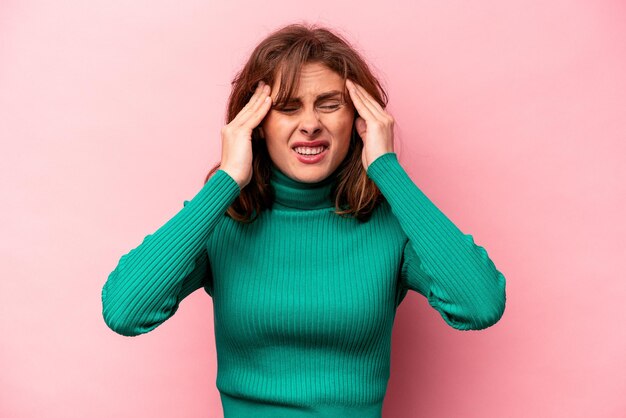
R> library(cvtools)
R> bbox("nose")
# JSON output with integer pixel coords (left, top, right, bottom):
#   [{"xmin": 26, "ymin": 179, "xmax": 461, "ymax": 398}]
[{"xmin": 298, "ymin": 106, "xmax": 323, "ymax": 136}]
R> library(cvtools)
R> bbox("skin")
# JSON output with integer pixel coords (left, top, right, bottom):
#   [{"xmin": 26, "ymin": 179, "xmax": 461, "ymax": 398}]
[
  {"xmin": 345, "ymin": 78, "xmax": 396, "ymax": 172},
  {"xmin": 220, "ymin": 62, "xmax": 396, "ymax": 189},
  {"xmin": 259, "ymin": 62, "xmax": 356, "ymax": 183}
]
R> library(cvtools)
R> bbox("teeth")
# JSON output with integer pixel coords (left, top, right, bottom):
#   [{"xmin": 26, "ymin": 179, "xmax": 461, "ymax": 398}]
[{"xmin": 294, "ymin": 146, "xmax": 326, "ymax": 155}]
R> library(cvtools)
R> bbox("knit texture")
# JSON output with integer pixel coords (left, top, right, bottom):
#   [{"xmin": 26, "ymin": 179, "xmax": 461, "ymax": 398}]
[{"xmin": 102, "ymin": 152, "xmax": 507, "ymax": 417}]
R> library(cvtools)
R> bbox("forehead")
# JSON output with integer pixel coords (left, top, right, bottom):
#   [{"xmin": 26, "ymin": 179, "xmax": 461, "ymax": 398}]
[{"xmin": 273, "ymin": 62, "xmax": 345, "ymax": 100}]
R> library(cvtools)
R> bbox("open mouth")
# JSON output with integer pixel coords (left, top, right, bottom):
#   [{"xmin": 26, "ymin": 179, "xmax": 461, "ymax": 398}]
[
  {"xmin": 292, "ymin": 145, "xmax": 328, "ymax": 156},
  {"xmin": 291, "ymin": 146, "xmax": 329, "ymax": 163}
]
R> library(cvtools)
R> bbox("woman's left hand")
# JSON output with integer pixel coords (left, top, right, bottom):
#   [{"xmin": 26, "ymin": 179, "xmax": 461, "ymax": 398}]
[{"xmin": 345, "ymin": 78, "xmax": 395, "ymax": 171}]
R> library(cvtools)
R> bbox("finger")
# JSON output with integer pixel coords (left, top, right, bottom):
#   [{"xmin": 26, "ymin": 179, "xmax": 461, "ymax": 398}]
[
  {"xmin": 346, "ymin": 79, "xmax": 377, "ymax": 123},
  {"xmin": 347, "ymin": 79, "xmax": 388, "ymax": 121},
  {"xmin": 241, "ymin": 85, "xmax": 272, "ymax": 129},
  {"xmin": 248, "ymin": 91, "xmax": 272, "ymax": 128},
  {"xmin": 352, "ymin": 81, "xmax": 387, "ymax": 121},
  {"xmin": 234, "ymin": 82, "xmax": 269, "ymax": 125},
  {"xmin": 243, "ymin": 82, "xmax": 267, "ymax": 112},
  {"xmin": 231, "ymin": 84, "xmax": 264, "ymax": 125}
]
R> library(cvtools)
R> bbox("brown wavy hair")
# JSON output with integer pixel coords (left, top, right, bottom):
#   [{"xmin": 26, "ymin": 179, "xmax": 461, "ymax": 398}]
[{"xmin": 204, "ymin": 22, "xmax": 390, "ymax": 223}]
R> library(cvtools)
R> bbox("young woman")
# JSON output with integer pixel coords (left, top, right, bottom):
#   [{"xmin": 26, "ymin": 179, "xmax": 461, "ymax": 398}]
[{"xmin": 102, "ymin": 22, "xmax": 507, "ymax": 418}]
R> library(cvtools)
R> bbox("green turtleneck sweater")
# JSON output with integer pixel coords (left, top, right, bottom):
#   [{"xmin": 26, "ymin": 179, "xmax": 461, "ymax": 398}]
[{"xmin": 101, "ymin": 152, "xmax": 506, "ymax": 417}]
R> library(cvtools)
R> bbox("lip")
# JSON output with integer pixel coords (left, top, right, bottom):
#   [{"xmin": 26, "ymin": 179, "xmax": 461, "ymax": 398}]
[
  {"xmin": 292, "ymin": 146, "xmax": 329, "ymax": 164},
  {"xmin": 291, "ymin": 140, "xmax": 330, "ymax": 149}
]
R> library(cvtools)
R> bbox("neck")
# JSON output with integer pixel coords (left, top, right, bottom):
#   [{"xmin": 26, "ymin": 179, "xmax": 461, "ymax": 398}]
[{"xmin": 269, "ymin": 163, "xmax": 338, "ymax": 211}]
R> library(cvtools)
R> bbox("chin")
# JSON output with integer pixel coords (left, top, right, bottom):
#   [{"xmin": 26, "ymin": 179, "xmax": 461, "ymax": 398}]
[{"xmin": 299, "ymin": 167, "xmax": 335, "ymax": 182}]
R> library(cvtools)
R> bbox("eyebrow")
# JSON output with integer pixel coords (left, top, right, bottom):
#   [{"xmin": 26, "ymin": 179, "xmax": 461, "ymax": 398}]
[{"xmin": 283, "ymin": 90, "xmax": 344, "ymax": 103}]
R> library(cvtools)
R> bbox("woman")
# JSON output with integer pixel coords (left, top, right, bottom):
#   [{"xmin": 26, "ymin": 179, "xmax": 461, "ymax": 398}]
[{"xmin": 102, "ymin": 22, "xmax": 506, "ymax": 418}]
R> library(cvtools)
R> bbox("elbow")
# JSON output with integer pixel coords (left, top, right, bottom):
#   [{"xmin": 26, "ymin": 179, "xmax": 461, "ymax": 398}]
[
  {"xmin": 101, "ymin": 281, "xmax": 159, "ymax": 337},
  {"xmin": 442, "ymin": 298, "xmax": 506, "ymax": 331},
  {"xmin": 466, "ymin": 295, "xmax": 506, "ymax": 330},
  {"xmin": 431, "ymin": 270, "xmax": 507, "ymax": 331},
  {"xmin": 102, "ymin": 311, "xmax": 144, "ymax": 337},
  {"xmin": 101, "ymin": 287, "xmax": 142, "ymax": 337},
  {"xmin": 102, "ymin": 304, "xmax": 161, "ymax": 337},
  {"xmin": 460, "ymin": 270, "xmax": 507, "ymax": 331}
]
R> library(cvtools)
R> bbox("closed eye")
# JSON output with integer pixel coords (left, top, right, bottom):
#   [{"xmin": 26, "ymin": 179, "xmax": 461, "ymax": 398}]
[{"xmin": 279, "ymin": 103, "xmax": 343, "ymax": 113}]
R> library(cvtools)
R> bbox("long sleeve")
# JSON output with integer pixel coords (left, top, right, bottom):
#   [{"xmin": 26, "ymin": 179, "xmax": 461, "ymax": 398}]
[
  {"xmin": 366, "ymin": 152, "xmax": 506, "ymax": 330},
  {"xmin": 101, "ymin": 169, "xmax": 241, "ymax": 337}
]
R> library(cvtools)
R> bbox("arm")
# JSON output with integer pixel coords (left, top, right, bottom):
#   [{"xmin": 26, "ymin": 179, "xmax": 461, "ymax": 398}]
[
  {"xmin": 367, "ymin": 152, "xmax": 506, "ymax": 330},
  {"xmin": 101, "ymin": 169, "xmax": 240, "ymax": 337}
]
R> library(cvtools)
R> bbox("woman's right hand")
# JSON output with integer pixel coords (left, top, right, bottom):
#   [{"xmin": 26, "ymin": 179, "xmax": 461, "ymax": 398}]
[{"xmin": 219, "ymin": 81, "xmax": 272, "ymax": 189}]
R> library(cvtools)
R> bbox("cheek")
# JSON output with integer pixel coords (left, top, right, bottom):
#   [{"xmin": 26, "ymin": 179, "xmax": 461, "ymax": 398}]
[
  {"xmin": 327, "ymin": 114, "xmax": 354, "ymax": 138},
  {"xmin": 263, "ymin": 114, "xmax": 295, "ymax": 136},
  {"xmin": 264, "ymin": 111, "xmax": 354, "ymax": 142},
  {"xmin": 262, "ymin": 116, "xmax": 295, "ymax": 154}
]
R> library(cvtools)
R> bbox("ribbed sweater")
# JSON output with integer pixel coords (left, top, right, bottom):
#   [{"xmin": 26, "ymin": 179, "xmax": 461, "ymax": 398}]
[{"xmin": 101, "ymin": 152, "xmax": 506, "ymax": 418}]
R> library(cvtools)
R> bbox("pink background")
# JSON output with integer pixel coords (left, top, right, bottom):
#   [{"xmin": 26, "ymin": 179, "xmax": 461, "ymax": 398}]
[{"xmin": 2, "ymin": 1, "xmax": 625, "ymax": 417}]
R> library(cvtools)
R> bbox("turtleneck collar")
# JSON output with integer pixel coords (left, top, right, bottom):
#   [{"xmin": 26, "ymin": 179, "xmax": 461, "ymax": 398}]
[{"xmin": 269, "ymin": 162, "xmax": 338, "ymax": 211}]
